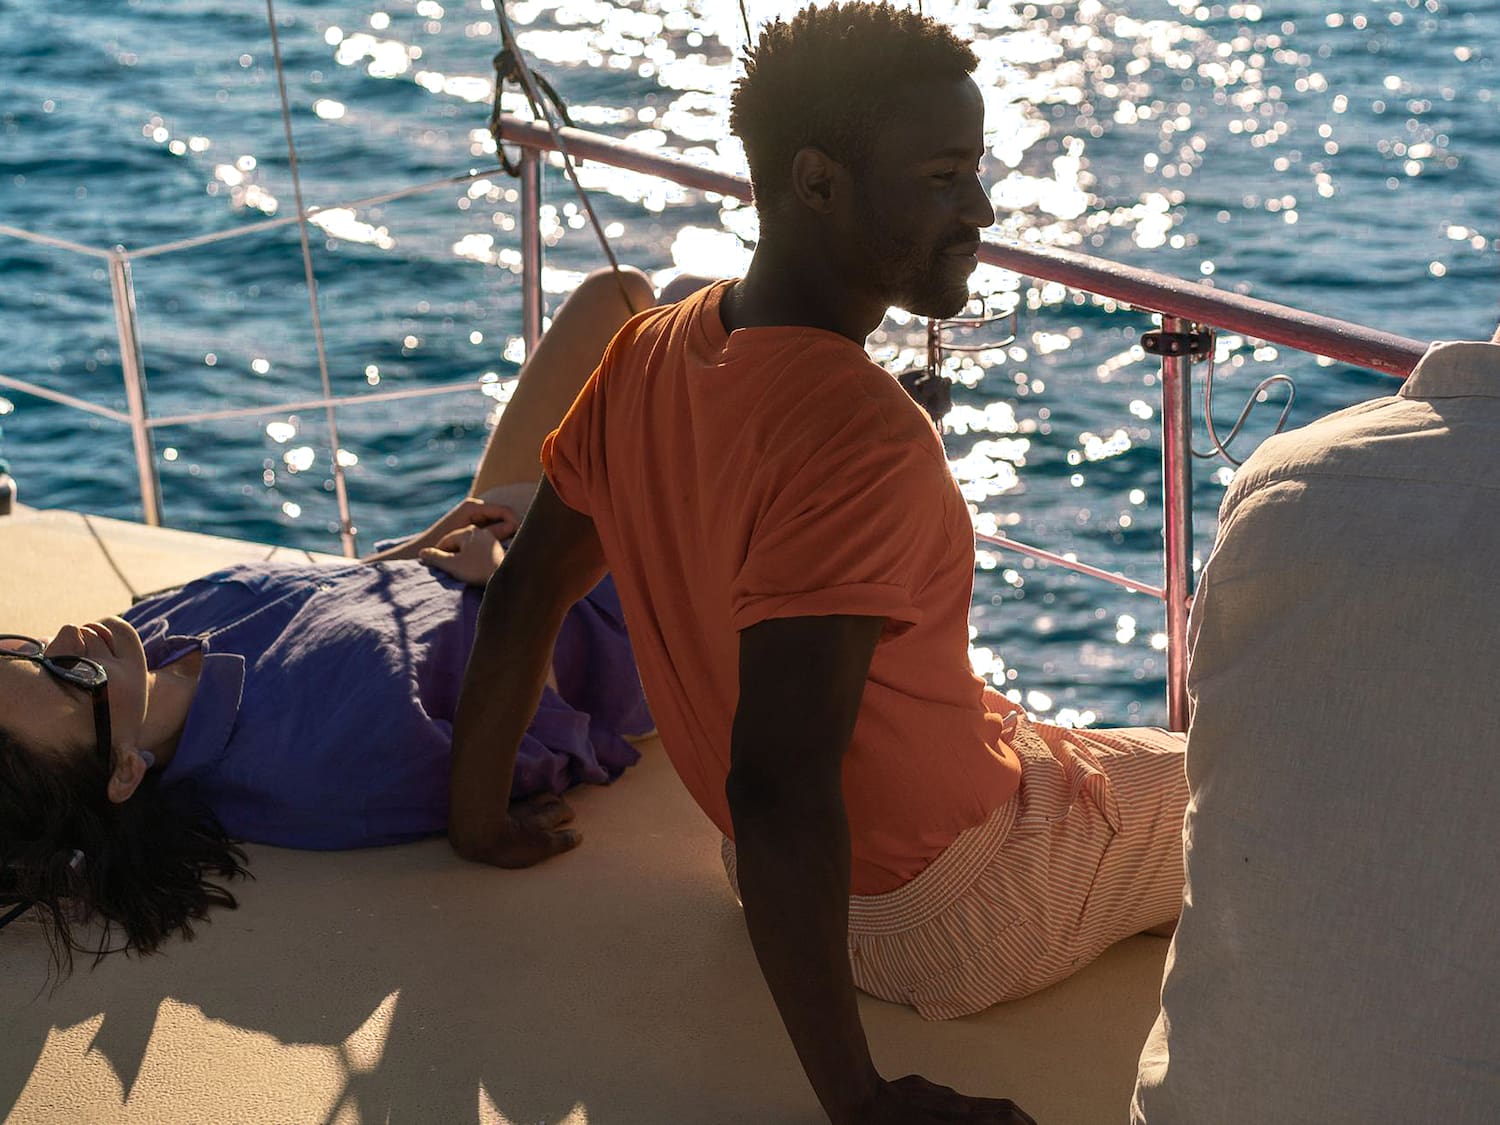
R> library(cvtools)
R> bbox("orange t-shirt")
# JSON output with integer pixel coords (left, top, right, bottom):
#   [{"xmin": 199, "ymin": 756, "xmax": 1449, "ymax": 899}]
[{"xmin": 541, "ymin": 281, "xmax": 1020, "ymax": 894}]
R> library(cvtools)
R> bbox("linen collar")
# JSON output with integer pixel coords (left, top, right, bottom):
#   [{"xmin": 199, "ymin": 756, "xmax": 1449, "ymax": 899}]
[
  {"xmin": 1400, "ymin": 340, "xmax": 1500, "ymax": 400},
  {"xmin": 132, "ymin": 617, "xmax": 245, "ymax": 781}
]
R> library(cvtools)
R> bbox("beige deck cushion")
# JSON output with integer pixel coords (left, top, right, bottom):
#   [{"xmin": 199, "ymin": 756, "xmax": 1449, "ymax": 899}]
[{"xmin": 1, "ymin": 509, "xmax": 1167, "ymax": 1124}]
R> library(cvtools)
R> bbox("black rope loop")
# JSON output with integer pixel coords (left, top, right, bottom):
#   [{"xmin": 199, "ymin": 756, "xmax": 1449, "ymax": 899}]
[{"xmin": 489, "ymin": 47, "xmax": 575, "ymax": 177}]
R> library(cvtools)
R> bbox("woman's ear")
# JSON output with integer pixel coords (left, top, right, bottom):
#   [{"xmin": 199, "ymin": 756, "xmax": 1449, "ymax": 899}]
[{"xmin": 106, "ymin": 749, "xmax": 151, "ymax": 804}]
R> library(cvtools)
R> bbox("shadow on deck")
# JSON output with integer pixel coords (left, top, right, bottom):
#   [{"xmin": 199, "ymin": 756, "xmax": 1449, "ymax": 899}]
[{"xmin": 0, "ymin": 509, "xmax": 1165, "ymax": 1124}]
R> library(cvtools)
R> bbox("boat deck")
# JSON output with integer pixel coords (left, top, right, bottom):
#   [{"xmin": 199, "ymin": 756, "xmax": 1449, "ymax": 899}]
[{"xmin": 1, "ymin": 508, "xmax": 1167, "ymax": 1124}]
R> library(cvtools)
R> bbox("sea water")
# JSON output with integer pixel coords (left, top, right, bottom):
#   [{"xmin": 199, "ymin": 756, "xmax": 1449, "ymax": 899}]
[{"xmin": 1, "ymin": 0, "xmax": 1496, "ymax": 726}]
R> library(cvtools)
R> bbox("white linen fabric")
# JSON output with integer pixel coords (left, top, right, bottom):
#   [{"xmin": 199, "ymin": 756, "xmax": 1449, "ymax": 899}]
[{"xmin": 1132, "ymin": 340, "xmax": 1500, "ymax": 1125}]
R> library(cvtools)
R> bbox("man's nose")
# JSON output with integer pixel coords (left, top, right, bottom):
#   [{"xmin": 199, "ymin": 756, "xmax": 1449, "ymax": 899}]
[{"xmin": 963, "ymin": 173, "xmax": 996, "ymax": 231}]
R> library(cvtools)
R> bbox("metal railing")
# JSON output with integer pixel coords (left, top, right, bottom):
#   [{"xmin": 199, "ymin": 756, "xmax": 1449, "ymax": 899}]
[{"xmin": 0, "ymin": 113, "xmax": 1427, "ymax": 729}]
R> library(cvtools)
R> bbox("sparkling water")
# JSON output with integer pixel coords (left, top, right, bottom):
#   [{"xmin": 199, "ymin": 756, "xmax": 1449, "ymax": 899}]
[{"xmin": 2, "ymin": 0, "xmax": 1495, "ymax": 726}]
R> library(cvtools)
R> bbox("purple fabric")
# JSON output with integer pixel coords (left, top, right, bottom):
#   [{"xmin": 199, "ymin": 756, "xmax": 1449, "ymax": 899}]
[{"xmin": 122, "ymin": 560, "xmax": 651, "ymax": 850}]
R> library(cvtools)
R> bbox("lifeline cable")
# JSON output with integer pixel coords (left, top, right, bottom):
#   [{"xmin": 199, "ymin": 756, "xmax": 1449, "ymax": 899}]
[{"xmin": 264, "ymin": 0, "xmax": 358, "ymax": 556}]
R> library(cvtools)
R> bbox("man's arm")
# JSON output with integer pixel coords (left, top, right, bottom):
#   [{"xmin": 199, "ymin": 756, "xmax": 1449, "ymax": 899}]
[
  {"xmin": 448, "ymin": 476, "xmax": 605, "ymax": 866},
  {"xmin": 729, "ymin": 616, "xmax": 1034, "ymax": 1125},
  {"xmin": 727, "ymin": 614, "xmax": 885, "ymax": 1122}
]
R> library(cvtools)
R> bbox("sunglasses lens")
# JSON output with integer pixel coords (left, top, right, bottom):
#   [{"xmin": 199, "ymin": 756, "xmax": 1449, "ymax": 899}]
[
  {"xmin": 49, "ymin": 655, "xmax": 106, "ymax": 687},
  {"xmin": 0, "ymin": 636, "xmax": 43, "ymax": 656}
]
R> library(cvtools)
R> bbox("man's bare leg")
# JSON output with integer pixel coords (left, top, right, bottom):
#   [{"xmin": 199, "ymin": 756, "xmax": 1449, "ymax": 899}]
[{"xmin": 469, "ymin": 265, "xmax": 655, "ymax": 497}]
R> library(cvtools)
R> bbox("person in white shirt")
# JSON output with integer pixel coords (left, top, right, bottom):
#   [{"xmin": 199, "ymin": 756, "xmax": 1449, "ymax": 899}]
[{"xmin": 1132, "ymin": 326, "xmax": 1500, "ymax": 1125}]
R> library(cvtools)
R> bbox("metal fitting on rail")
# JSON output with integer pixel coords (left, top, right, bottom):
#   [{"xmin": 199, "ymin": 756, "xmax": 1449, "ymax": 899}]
[{"xmin": 1141, "ymin": 325, "xmax": 1214, "ymax": 360}]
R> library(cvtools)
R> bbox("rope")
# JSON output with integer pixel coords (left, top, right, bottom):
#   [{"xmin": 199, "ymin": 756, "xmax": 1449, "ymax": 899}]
[
  {"xmin": 739, "ymin": 0, "xmax": 754, "ymax": 46},
  {"xmin": 488, "ymin": 4, "xmax": 645, "ymax": 314},
  {"xmin": 264, "ymin": 0, "xmax": 358, "ymax": 557},
  {"xmin": 489, "ymin": 49, "xmax": 573, "ymax": 176},
  {"xmin": 80, "ymin": 514, "xmax": 141, "ymax": 601}
]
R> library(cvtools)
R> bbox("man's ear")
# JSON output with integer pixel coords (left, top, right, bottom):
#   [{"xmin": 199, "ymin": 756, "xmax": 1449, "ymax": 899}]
[
  {"xmin": 789, "ymin": 146, "xmax": 846, "ymax": 215},
  {"xmin": 107, "ymin": 749, "xmax": 150, "ymax": 804}
]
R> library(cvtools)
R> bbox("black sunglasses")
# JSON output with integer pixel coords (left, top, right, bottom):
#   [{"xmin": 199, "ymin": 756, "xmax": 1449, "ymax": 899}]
[
  {"xmin": 0, "ymin": 635, "xmax": 111, "ymax": 934},
  {"xmin": 0, "ymin": 634, "xmax": 112, "ymax": 764}
]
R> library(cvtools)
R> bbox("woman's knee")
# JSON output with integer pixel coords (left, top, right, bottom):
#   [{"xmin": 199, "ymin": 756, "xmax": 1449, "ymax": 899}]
[
  {"xmin": 658, "ymin": 274, "xmax": 718, "ymax": 306},
  {"xmin": 572, "ymin": 265, "xmax": 654, "ymax": 319}
]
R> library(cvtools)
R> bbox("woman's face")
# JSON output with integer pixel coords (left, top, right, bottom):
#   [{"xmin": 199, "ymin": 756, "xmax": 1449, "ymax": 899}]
[{"xmin": 0, "ymin": 616, "xmax": 152, "ymax": 763}]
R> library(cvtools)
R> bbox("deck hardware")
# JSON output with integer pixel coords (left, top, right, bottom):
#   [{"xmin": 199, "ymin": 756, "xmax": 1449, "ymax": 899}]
[
  {"xmin": 108, "ymin": 248, "xmax": 163, "ymax": 527},
  {"xmin": 1141, "ymin": 327, "xmax": 1214, "ymax": 360},
  {"xmin": 918, "ymin": 294, "xmax": 1022, "ymax": 426},
  {"xmin": 1155, "ymin": 316, "xmax": 1197, "ymax": 731},
  {"xmin": 1191, "ymin": 331, "xmax": 1298, "ymax": 467}
]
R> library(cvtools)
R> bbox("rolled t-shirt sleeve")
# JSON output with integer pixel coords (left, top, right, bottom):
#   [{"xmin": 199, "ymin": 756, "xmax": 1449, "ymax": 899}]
[
  {"xmin": 539, "ymin": 368, "xmax": 602, "ymax": 516},
  {"xmin": 730, "ymin": 436, "xmax": 951, "ymax": 632}
]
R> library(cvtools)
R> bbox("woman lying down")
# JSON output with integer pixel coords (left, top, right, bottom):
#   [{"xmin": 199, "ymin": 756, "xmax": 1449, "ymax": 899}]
[{"xmin": 0, "ymin": 267, "xmax": 660, "ymax": 975}]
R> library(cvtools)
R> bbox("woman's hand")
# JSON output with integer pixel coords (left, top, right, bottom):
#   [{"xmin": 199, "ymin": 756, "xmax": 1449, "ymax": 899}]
[
  {"xmin": 419, "ymin": 524, "xmax": 508, "ymax": 586},
  {"xmin": 428, "ymin": 497, "xmax": 520, "ymax": 545},
  {"xmin": 367, "ymin": 497, "xmax": 520, "ymax": 563}
]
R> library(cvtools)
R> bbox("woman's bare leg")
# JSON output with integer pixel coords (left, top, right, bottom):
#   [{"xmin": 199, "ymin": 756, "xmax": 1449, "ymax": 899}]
[
  {"xmin": 366, "ymin": 265, "xmax": 655, "ymax": 562},
  {"xmin": 469, "ymin": 265, "xmax": 655, "ymax": 497},
  {"xmin": 657, "ymin": 273, "xmax": 716, "ymax": 306}
]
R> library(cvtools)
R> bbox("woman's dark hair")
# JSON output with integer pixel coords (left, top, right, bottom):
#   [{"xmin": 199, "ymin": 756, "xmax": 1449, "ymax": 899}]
[
  {"xmin": 0, "ymin": 727, "xmax": 250, "ymax": 979},
  {"xmin": 729, "ymin": 2, "xmax": 978, "ymax": 225}
]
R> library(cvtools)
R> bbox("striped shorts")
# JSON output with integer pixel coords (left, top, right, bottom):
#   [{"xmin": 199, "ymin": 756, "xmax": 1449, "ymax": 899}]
[{"xmin": 722, "ymin": 714, "xmax": 1188, "ymax": 1020}]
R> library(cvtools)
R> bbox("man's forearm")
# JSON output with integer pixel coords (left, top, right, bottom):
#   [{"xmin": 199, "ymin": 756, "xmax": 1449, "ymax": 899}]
[
  {"xmin": 449, "ymin": 567, "xmax": 564, "ymax": 859},
  {"xmin": 729, "ymin": 781, "xmax": 878, "ymax": 1124}
]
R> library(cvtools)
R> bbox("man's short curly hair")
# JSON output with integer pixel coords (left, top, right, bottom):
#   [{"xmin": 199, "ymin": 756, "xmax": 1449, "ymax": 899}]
[{"xmin": 730, "ymin": 3, "xmax": 978, "ymax": 223}]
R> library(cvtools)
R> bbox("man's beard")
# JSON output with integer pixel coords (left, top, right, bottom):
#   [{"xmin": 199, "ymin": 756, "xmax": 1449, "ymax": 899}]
[
  {"xmin": 857, "ymin": 211, "xmax": 973, "ymax": 319},
  {"xmin": 896, "ymin": 260, "xmax": 973, "ymax": 319}
]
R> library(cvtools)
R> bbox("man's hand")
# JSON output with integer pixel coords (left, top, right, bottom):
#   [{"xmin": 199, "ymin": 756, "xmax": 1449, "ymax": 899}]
[
  {"xmin": 420, "ymin": 523, "xmax": 508, "ymax": 586},
  {"xmin": 730, "ymin": 616, "xmax": 1034, "ymax": 1125},
  {"xmin": 447, "ymin": 478, "xmax": 607, "ymax": 866},
  {"xmin": 451, "ymin": 792, "xmax": 581, "ymax": 868},
  {"xmin": 853, "ymin": 1074, "xmax": 1037, "ymax": 1125},
  {"xmin": 897, "ymin": 367, "xmax": 953, "ymax": 425}
]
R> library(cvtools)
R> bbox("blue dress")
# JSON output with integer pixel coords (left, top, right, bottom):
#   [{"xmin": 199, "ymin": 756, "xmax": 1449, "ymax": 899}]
[{"xmin": 122, "ymin": 560, "xmax": 653, "ymax": 849}]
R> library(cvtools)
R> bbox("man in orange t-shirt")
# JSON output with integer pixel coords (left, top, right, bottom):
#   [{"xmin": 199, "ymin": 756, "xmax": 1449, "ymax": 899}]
[{"xmin": 448, "ymin": 6, "xmax": 1186, "ymax": 1123}]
